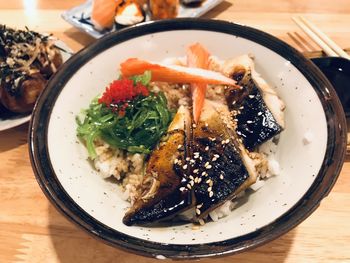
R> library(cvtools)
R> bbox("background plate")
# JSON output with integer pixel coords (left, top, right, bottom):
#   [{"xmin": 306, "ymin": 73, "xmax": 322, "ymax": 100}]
[
  {"xmin": 61, "ymin": 0, "xmax": 224, "ymax": 38},
  {"xmin": 0, "ymin": 40, "xmax": 72, "ymax": 132}
]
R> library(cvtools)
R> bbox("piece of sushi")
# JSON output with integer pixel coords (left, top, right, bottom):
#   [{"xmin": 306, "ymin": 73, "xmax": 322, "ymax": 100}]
[
  {"xmin": 91, "ymin": 0, "xmax": 121, "ymax": 30},
  {"xmin": 222, "ymin": 55, "xmax": 285, "ymax": 150},
  {"xmin": 115, "ymin": 1, "xmax": 145, "ymax": 27}
]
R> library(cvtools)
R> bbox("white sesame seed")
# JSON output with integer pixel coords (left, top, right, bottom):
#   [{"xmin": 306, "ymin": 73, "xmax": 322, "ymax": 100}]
[
  {"xmin": 239, "ymin": 106, "xmax": 244, "ymax": 110},
  {"xmin": 207, "ymin": 187, "xmax": 212, "ymax": 192},
  {"xmin": 214, "ymin": 154, "xmax": 220, "ymax": 158},
  {"xmin": 189, "ymin": 175, "xmax": 194, "ymax": 180},
  {"xmin": 206, "ymin": 179, "xmax": 211, "ymax": 184},
  {"xmin": 197, "ymin": 203, "xmax": 203, "ymax": 208},
  {"xmin": 209, "ymin": 191, "xmax": 214, "ymax": 197},
  {"xmin": 249, "ymin": 95, "xmax": 255, "ymax": 98},
  {"xmin": 258, "ymin": 112, "xmax": 262, "ymax": 116},
  {"xmin": 196, "ymin": 208, "xmax": 201, "ymax": 215},
  {"xmin": 192, "ymin": 123, "xmax": 197, "ymax": 128},
  {"xmin": 194, "ymin": 177, "xmax": 199, "ymax": 183},
  {"xmin": 177, "ymin": 144, "xmax": 183, "ymax": 149},
  {"xmin": 225, "ymin": 139, "xmax": 230, "ymax": 144},
  {"xmin": 200, "ymin": 156, "xmax": 203, "ymax": 161},
  {"xmin": 204, "ymin": 162, "xmax": 210, "ymax": 167},
  {"xmin": 190, "ymin": 180, "xmax": 194, "ymax": 186},
  {"xmin": 220, "ymin": 174, "xmax": 224, "ymax": 180},
  {"xmin": 205, "ymin": 146, "xmax": 209, "ymax": 151},
  {"xmin": 174, "ymin": 158, "xmax": 179, "ymax": 164},
  {"xmin": 199, "ymin": 219, "xmax": 205, "ymax": 225},
  {"xmin": 197, "ymin": 177, "xmax": 202, "ymax": 183},
  {"xmin": 212, "ymin": 157, "xmax": 218, "ymax": 162},
  {"xmin": 247, "ymin": 120, "xmax": 253, "ymax": 124},
  {"xmin": 206, "ymin": 165, "xmax": 212, "ymax": 169},
  {"xmin": 209, "ymin": 181, "xmax": 213, "ymax": 187},
  {"xmin": 187, "ymin": 183, "xmax": 192, "ymax": 189},
  {"xmin": 179, "ymin": 187, "xmax": 186, "ymax": 191},
  {"xmin": 193, "ymin": 169, "xmax": 199, "ymax": 174},
  {"xmin": 190, "ymin": 159, "xmax": 195, "ymax": 164},
  {"xmin": 202, "ymin": 171, "xmax": 207, "ymax": 176},
  {"xmin": 237, "ymin": 131, "xmax": 242, "ymax": 136},
  {"xmin": 186, "ymin": 157, "xmax": 190, "ymax": 161},
  {"xmin": 232, "ymin": 100, "xmax": 236, "ymax": 105},
  {"xmin": 183, "ymin": 164, "xmax": 188, "ymax": 169}
]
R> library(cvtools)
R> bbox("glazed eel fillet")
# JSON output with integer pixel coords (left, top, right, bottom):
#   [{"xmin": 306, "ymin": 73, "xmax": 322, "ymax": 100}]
[
  {"xmin": 123, "ymin": 55, "xmax": 284, "ymax": 226},
  {"xmin": 222, "ymin": 55, "xmax": 285, "ymax": 150},
  {"xmin": 123, "ymin": 106, "xmax": 193, "ymax": 225},
  {"xmin": 123, "ymin": 100, "xmax": 264, "ymax": 225}
]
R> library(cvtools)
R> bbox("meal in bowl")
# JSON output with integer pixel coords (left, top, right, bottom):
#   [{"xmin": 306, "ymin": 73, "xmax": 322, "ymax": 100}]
[
  {"xmin": 76, "ymin": 43, "xmax": 285, "ymax": 226},
  {"xmin": 0, "ymin": 25, "xmax": 63, "ymax": 113}
]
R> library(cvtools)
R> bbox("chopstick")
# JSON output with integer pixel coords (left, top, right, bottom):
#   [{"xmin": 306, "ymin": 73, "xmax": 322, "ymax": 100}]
[{"xmin": 292, "ymin": 16, "xmax": 350, "ymax": 59}]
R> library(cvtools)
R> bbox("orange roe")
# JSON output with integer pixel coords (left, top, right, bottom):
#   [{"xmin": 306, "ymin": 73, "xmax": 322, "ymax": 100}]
[{"xmin": 98, "ymin": 79, "xmax": 149, "ymax": 115}]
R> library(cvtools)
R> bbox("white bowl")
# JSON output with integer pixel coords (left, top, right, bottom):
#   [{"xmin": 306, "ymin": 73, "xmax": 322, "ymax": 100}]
[{"xmin": 29, "ymin": 19, "xmax": 346, "ymax": 259}]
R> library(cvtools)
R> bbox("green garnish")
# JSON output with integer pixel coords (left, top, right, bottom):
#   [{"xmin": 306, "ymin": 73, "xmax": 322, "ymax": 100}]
[{"xmin": 76, "ymin": 72, "xmax": 173, "ymax": 159}]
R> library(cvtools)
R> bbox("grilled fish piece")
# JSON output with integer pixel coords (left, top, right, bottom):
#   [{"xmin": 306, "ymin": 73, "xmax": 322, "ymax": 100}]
[
  {"xmin": 181, "ymin": 100, "xmax": 261, "ymax": 219},
  {"xmin": 123, "ymin": 106, "xmax": 193, "ymax": 226},
  {"xmin": 222, "ymin": 55, "xmax": 285, "ymax": 150}
]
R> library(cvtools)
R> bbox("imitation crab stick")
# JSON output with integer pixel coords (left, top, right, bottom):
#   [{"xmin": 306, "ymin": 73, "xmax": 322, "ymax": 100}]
[
  {"xmin": 186, "ymin": 43, "xmax": 210, "ymax": 123},
  {"xmin": 91, "ymin": 0, "xmax": 121, "ymax": 30},
  {"xmin": 120, "ymin": 58, "xmax": 238, "ymax": 86}
]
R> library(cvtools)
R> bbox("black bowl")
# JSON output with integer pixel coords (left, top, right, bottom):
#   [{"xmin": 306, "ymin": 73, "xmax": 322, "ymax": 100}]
[
  {"xmin": 29, "ymin": 19, "xmax": 347, "ymax": 259},
  {"xmin": 312, "ymin": 57, "xmax": 350, "ymax": 117}
]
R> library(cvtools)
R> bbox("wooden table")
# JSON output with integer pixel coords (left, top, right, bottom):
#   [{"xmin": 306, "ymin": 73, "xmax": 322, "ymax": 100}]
[{"xmin": 1, "ymin": 1, "xmax": 350, "ymax": 262}]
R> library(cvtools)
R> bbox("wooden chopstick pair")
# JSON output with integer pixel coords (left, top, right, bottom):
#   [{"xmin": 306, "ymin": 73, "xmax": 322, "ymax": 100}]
[{"xmin": 292, "ymin": 16, "xmax": 350, "ymax": 59}]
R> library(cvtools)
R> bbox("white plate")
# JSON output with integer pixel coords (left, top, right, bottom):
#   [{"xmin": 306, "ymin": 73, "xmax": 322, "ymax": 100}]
[
  {"xmin": 0, "ymin": 40, "xmax": 72, "ymax": 132},
  {"xmin": 61, "ymin": 0, "xmax": 224, "ymax": 38},
  {"xmin": 29, "ymin": 20, "xmax": 346, "ymax": 259}
]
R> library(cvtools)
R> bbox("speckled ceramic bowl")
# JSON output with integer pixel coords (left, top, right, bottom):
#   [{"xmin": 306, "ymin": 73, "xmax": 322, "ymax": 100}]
[{"xmin": 29, "ymin": 19, "xmax": 346, "ymax": 259}]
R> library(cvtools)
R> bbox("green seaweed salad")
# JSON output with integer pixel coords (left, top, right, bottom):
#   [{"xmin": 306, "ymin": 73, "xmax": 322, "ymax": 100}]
[{"xmin": 76, "ymin": 71, "xmax": 174, "ymax": 159}]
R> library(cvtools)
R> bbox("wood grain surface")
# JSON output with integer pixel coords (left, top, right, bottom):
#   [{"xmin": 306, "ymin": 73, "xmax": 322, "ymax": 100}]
[{"xmin": 1, "ymin": 0, "xmax": 350, "ymax": 262}]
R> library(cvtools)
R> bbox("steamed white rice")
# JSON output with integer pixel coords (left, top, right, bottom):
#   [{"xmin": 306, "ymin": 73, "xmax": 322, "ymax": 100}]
[{"xmin": 93, "ymin": 139, "xmax": 145, "ymax": 204}]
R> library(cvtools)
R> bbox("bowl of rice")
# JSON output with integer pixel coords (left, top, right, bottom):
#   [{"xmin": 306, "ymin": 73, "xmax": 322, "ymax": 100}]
[{"xmin": 29, "ymin": 19, "xmax": 346, "ymax": 259}]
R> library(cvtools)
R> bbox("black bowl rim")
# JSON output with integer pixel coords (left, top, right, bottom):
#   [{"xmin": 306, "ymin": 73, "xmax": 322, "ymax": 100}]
[{"xmin": 29, "ymin": 18, "xmax": 347, "ymax": 259}]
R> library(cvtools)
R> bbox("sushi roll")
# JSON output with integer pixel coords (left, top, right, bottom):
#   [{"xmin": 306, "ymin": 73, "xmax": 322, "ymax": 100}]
[
  {"xmin": 149, "ymin": 0, "xmax": 179, "ymax": 20},
  {"xmin": 115, "ymin": 1, "xmax": 145, "ymax": 27},
  {"xmin": 91, "ymin": 0, "xmax": 121, "ymax": 30}
]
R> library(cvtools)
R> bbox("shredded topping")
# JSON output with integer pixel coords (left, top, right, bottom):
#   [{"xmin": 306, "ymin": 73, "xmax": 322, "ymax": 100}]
[{"xmin": 0, "ymin": 25, "xmax": 59, "ymax": 96}]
